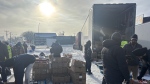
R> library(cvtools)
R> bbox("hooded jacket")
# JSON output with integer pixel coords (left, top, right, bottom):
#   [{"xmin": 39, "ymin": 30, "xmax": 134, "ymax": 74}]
[
  {"xmin": 84, "ymin": 41, "xmax": 92, "ymax": 60},
  {"xmin": 101, "ymin": 32, "xmax": 129, "ymax": 83},
  {"xmin": 50, "ymin": 42, "xmax": 63, "ymax": 57},
  {"xmin": 0, "ymin": 42, "xmax": 9, "ymax": 61},
  {"xmin": 12, "ymin": 42, "xmax": 25, "ymax": 56}
]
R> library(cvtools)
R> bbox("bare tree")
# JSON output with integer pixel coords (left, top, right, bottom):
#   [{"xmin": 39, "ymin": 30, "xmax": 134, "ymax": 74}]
[{"xmin": 21, "ymin": 31, "xmax": 34, "ymax": 43}]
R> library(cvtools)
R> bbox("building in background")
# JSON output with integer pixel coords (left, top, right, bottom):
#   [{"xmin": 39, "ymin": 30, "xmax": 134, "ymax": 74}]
[
  {"xmin": 34, "ymin": 33, "xmax": 57, "ymax": 45},
  {"xmin": 53, "ymin": 36, "xmax": 75, "ymax": 45}
]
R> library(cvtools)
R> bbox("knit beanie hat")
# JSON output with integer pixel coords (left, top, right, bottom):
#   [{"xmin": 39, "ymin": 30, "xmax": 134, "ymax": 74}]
[{"xmin": 131, "ymin": 34, "xmax": 138, "ymax": 40}]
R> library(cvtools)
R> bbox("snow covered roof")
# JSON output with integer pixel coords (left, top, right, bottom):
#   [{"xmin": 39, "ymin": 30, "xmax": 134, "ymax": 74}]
[{"xmin": 34, "ymin": 33, "xmax": 57, "ymax": 38}]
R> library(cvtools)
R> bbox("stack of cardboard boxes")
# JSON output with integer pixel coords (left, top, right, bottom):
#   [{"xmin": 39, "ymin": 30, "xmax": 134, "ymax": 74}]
[
  {"xmin": 32, "ymin": 59, "xmax": 49, "ymax": 81},
  {"xmin": 69, "ymin": 59, "xmax": 86, "ymax": 84},
  {"xmin": 51, "ymin": 57, "xmax": 71, "ymax": 84}
]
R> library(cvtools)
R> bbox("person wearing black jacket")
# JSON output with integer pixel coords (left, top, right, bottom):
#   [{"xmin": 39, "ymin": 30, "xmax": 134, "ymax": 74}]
[
  {"xmin": 0, "ymin": 41, "xmax": 9, "ymax": 84},
  {"xmin": 50, "ymin": 41, "xmax": 63, "ymax": 57},
  {"xmin": 132, "ymin": 47, "xmax": 150, "ymax": 80},
  {"xmin": 123, "ymin": 34, "xmax": 142, "ymax": 79},
  {"xmin": 84, "ymin": 40, "xmax": 92, "ymax": 75},
  {"xmin": 101, "ymin": 32, "xmax": 130, "ymax": 84},
  {"xmin": 0, "ymin": 54, "xmax": 35, "ymax": 84}
]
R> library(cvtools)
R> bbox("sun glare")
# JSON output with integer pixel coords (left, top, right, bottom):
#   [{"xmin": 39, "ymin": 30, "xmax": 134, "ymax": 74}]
[{"xmin": 39, "ymin": 2, "xmax": 55, "ymax": 16}]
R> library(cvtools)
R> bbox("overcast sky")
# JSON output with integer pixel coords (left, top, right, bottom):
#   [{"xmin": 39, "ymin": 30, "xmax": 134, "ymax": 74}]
[{"xmin": 0, "ymin": 0, "xmax": 149, "ymax": 36}]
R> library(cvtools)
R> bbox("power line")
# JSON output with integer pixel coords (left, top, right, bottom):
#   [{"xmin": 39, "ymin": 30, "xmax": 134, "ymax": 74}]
[{"xmin": 80, "ymin": 13, "xmax": 89, "ymax": 32}]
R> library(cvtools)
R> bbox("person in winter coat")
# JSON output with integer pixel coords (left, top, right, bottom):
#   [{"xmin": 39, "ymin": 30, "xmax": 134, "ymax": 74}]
[
  {"xmin": 84, "ymin": 40, "xmax": 92, "ymax": 75},
  {"xmin": 123, "ymin": 34, "xmax": 142, "ymax": 79},
  {"xmin": 30, "ymin": 45, "xmax": 35, "ymax": 51},
  {"xmin": 132, "ymin": 47, "xmax": 150, "ymax": 80},
  {"xmin": 50, "ymin": 41, "xmax": 63, "ymax": 57},
  {"xmin": 12, "ymin": 42, "xmax": 25, "ymax": 56},
  {"xmin": 101, "ymin": 32, "xmax": 130, "ymax": 84},
  {"xmin": 23, "ymin": 42, "xmax": 28, "ymax": 53},
  {"xmin": 3, "ymin": 41, "xmax": 12, "ymax": 59},
  {"xmin": 0, "ymin": 41, "xmax": 9, "ymax": 84},
  {"xmin": 0, "ymin": 54, "xmax": 35, "ymax": 84}
]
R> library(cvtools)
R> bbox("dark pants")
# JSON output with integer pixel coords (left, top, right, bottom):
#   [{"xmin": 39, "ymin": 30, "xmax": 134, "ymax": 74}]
[
  {"xmin": 1, "ymin": 66, "xmax": 7, "ymax": 82},
  {"xmin": 86, "ymin": 59, "xmax": 91, "ymax": 73},
  {"xmin": 138, "ymin": 65, "xmax": 149, "ymax": 79},
  {"xmin": 14, "ymin": 64, "xmax": 25, "ymax": 84},
  {"xmin": 102, "ymin": 77, "xmax": 106, "ymax": 84}
]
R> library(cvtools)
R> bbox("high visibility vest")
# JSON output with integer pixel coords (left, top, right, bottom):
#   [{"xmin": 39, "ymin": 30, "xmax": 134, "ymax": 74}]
[
  {"xmin": 7, "ymin": 45, "xmax": 12, "ymax": 59},
  {"xmin": 121, "ymin": 41, "xmax": 128, "ymax": 48}
]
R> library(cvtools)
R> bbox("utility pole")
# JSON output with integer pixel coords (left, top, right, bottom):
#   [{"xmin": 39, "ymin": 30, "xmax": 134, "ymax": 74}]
[
  {"xmin": 5, "ymin": 30, "xmax": 9, "ymax": 40},
  {"xmin": 38, "ymin": 23, "xmax": 40, "ymax": 33},
  {"xmin": 10, "ymin": 32, "xmax": 11, "ymax": 44}
]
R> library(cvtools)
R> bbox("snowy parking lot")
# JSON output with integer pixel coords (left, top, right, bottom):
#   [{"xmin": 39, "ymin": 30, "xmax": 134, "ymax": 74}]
[{"xmin": 8, "ymin": 45, "xmax": 103, "ymax": 84}]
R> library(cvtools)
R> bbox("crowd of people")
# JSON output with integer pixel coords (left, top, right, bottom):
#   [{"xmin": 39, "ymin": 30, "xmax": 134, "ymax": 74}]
[
  {"xmin": 0, "ymin": 40, "xmax": 63, "ymax": 84},
  {"xmin": 1, "ymin": 33, "xmax": 149, "ymax": 84},
  {"xmin": 84, "ymin": 32, "xmax": 150, "ymax": 84},
  {"xmin": 0, "ymin": 41, "xmax": 35, "ymax": 84}
]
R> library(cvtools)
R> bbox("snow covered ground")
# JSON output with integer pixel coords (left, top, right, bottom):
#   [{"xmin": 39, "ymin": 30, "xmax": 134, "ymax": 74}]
[{"xmin": 8, "ymin": 45, "xmax": 103, "ymax": 84}]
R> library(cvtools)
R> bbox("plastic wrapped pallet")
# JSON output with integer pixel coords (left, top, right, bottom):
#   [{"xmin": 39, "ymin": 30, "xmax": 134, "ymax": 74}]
[
  {"xmin": 71, "ymin": 59, "xmax": 85, "ymax": 67},
  {"xmin": 71, "ymin": 59, "xmax": 86, "ymax": 73},
  {"xmin": 72, "ymin": 79, "xmax": 86, "ymax": 84},
  {"xmin": 52, "ymin": 74, "xmax": 70, "ymax": 84},
  {"xmin": 68, "ymin": 67, "xmax": 86, "ymax": 84},
  {"xmin": 32, "ymin": 59, "xmax": 50, "ymax": 81}
]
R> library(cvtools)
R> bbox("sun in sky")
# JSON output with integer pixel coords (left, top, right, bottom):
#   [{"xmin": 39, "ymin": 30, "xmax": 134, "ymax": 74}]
[{"xmin": 39, "ymin": 2, "xmax": 55, "ymax": 16}]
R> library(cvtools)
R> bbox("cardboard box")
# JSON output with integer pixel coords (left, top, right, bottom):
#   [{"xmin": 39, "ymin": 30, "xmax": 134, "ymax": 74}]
[
  {"xmin": 62, "ymin": 62, "xmax": 70, "ymax": 67},
  {"xmin": 52, "ymin": 57, "xmax": 62, "ymax": 63},
  {"xmin": 51, "ymin": 63, "xmax": 62, "ymax": 68},
  {"xmin": 61, "ymin": 57, "xmax": 71, "ymax": 63},
  {"xmin": 69, "ymin": 68, "xmax": 86, "ymax": 80},
  {"xmin": 38, "ymin": 63, "xmax": 49, "ymax": 69},
  {"xmin": 71, "ymin": 59, "xmax": 85, "ymax": 67},
  {"xmin": 33, "ymin": 68, "xmax": 48, "ymax": 74},
  {"xmin": 52, "ymin": 68, "xmax": 68, "ymax": 74},
  {"xmin": 51, "ymin": 62, "xmax": 69, "ymax": 68},
  {"xmin": 32, "ymin": 74, "xmax": 47, "ymax": 81},
  {"xmin": 52, "ymin": 74, "xmax": 70, "ymax": 83},
  {"xmin": 72, "ymin": 72, "xmax": 86, "ymax": 80},
  {"xmin": 32, "ymin": 69, "xmax": 41, "ymax": 74},
  {"xmin": 33, "ymin": 63, "xmax": 39, "ymax": 69},
  {"xmin": 52, "ymin": 68, "xmax": 61, "ymax": 74},
  {"xmin": 71, "ymin": 66, "xmax": 85, "ymax": 73},
  {"xmin": 72, "ymin": 79, "xmax": 86, "ymax": 84}
]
